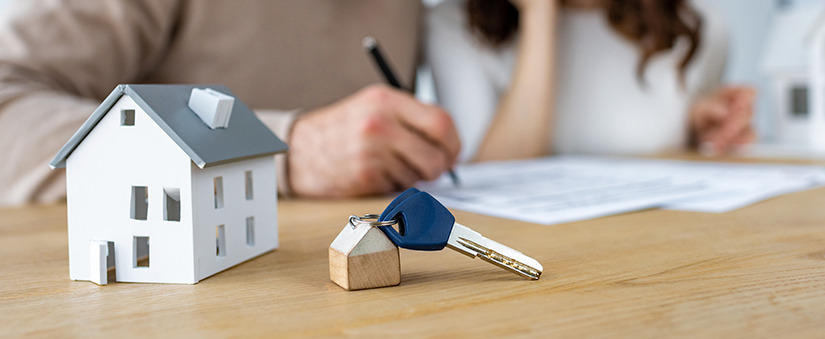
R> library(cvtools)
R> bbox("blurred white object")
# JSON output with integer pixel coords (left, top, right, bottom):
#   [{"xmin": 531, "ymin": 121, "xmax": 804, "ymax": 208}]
[
  {"xmin": 761, "ymin": 1, "xmax": 825, "ymax": 151},
  {"xmin": 810, "ymin": 7, "xmax": 825, "ymax": 151}
]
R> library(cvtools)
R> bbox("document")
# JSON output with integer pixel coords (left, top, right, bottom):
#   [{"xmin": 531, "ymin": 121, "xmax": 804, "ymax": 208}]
[{"xmin": 418, "ymin": 156, "xmax": 825, "ymax": 225}]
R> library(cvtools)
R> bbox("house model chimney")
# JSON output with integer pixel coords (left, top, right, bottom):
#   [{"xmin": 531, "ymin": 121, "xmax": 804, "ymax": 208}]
[{"xmin": 188, "ymin": 88, "xmax": 235, "ymax": 129}]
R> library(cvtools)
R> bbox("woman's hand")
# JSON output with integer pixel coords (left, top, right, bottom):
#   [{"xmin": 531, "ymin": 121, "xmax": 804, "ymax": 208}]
[
  {"xmin": 508, "ymin": 0, "xmax": 558, "ymax": 13},
  {"xmin": 689, "ymin": 86, "xmax": 756, "ymax": 155}
]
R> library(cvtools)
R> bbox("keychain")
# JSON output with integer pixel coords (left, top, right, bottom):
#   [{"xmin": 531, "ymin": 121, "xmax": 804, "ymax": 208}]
[
  {"xmin": 329, "ymin": 188, "xmax": 542, "ymax": 291},
  {"xmin": 329, "ymin": 214, "xmax": 401, "ymax": 291}
]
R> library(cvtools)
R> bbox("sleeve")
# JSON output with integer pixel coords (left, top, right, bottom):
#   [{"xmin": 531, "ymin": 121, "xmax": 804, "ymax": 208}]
[
  {"xmin": 0, "ymin": 0, "xmax": 182, "ymax": 206},
  {"xmin": 254, "ymin": 109, "xmax": 304, "ymax": 197},
  {"xmin": 424, "ymin": 0, "xmax": 502, "ymax": 162}
]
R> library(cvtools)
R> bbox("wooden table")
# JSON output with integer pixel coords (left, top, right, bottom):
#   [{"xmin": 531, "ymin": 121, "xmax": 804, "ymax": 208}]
[{"xmin": 2, "ymin": 176, "xmax": 825, "ymax": 337}]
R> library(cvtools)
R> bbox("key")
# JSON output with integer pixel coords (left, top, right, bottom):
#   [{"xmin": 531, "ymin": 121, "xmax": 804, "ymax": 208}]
[{"xmin": 377, "ymin": 188, "xmax": 543, "ymax": 280}]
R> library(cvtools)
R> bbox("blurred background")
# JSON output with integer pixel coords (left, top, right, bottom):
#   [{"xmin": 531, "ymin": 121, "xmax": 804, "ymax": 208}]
[
  {"xmin": 414, "ymin": 0, "xmax": 823, "ymax": 154},
  {"xmin": 419, "ymin": 0, "xmax": 822, "ymax": 150},
  {"xmin": 0, "ymin": 0, "xmax": 819, "ymax": 151}
]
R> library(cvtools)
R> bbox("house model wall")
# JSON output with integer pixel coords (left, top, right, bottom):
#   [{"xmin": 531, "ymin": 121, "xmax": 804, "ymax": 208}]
[
  {"xmin": 761, "ymin": 2, "xmax": 825, "ymax": 149},
  {"xmin": 50, "ymin": 84, "xmax": 287, "ymax": 284}
]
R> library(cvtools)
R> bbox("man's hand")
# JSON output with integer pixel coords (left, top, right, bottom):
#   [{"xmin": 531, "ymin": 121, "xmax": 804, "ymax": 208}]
[
  {"xmin": 690, "ymin": 86, "xmax": 756, "ymax": 155},
  {"xmin": 287, "ymin": 85, "xmax": 461, "ymax": 197}
]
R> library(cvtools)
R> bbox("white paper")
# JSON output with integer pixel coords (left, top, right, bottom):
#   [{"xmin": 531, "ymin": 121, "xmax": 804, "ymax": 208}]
[{"xmin": 418, "ymin": 156, "xmax": 825, "ymax": 225}]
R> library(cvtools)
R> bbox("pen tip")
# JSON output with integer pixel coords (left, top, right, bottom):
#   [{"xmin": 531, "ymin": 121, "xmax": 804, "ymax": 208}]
[
  {"xmin": 449, "ymin": 170, "xmax": 461, "ymax": 187},
  {"xmin": 362, "ymin": 36, "xmax": 377, "ymax": 50}
]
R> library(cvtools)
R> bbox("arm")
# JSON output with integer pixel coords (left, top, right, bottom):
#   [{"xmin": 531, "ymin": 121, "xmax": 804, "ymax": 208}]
[
  {"xmin": 686, "ymin": 1, "xmax": 755, "ymax": 154},
  {"xmin": 425, "ymin": 2, "xmax": 501, "ymax": 162},
  {"xmin": 0, "ymin": 0, "xmax": 181, "ymax": 206},
  {"xmin": 475, "ymin": 0, "xmax": 558, "ymax": 161},
  {"xmin": 253, "ymin": 109, "xmax": 304, "ymax": 197}
]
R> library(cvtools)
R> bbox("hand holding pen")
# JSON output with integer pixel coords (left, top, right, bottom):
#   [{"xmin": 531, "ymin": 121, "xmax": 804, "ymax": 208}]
[
  {"xmin": 287, "ymin": 40, "xmax": 461, "ymax": 197},
  {"xmin": 363, "ymin": 36, "xmax": 462, "ymax": 187}
]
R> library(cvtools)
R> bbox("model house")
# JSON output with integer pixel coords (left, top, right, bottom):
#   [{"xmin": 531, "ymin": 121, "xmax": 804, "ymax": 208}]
[
  {"xmin": 761, "ymin": 1, "xmax": 825, "ymax": 150},
  {"xmin": 329, "ymin": 221, "xmax": 400, "ymax": 291},
  {"xmin": 50, "ymin": 84, "xmax": 288, "ymax": 284}
]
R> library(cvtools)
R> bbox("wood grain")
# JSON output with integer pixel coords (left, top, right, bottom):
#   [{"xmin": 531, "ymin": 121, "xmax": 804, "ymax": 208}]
[
  {"xmin": 329, "ymin": 247, "xmax": 400, "ymax": 291},
  {"xmin": 328, "ymin": 221, "xmax": 401, "ymax": 291},
  {"xmin": 2, "ymin": 168, "xmax": 825, "ymax": 337}
]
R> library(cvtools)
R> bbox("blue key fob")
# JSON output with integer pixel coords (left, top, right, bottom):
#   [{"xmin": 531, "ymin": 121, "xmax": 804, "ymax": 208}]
[{"xmin": 378, "ymin": 188, "xmax": 455, "ymax": 250}]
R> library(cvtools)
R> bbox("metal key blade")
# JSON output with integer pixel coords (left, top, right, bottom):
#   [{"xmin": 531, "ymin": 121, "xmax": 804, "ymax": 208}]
[{"xmin": 446, "ymin": 223, "xmax": 543, "ymax": 280}]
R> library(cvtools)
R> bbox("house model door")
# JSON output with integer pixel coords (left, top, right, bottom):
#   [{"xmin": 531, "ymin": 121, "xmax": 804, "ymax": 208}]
[{"xmin": 89, "ymin": 240, "xmax": 114, "ymax": 285}]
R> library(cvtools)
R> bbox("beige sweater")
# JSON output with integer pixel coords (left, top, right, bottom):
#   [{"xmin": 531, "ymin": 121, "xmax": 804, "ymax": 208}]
[{"xmin": 0, "ymin": 0, "xmax": 422, "ymax": 206}]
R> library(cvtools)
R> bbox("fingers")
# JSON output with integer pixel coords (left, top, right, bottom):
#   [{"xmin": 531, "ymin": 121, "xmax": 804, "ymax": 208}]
[
  {"xmin": 719, "ymin": 88, "xmax": 755, "ymax": 151},
  {"xmin": 732, "ymin": 126, "xmax": 756, "ymax": 145},
  {"xmin": 691, "ymin": 98, "xmax": 727, "ymax": 130},
  {"xmin": 718, "ymin": 86, "xmax": 755, "ymax": 103},
  {"xmin": 383, "ymin": 152, "xmax": 423, "ymax": 190},
  {"xmin": 354, "ymin": 103, "xmax": 450, "ymax": 182},
  {"xmin": 360, "ymin": 85, "xmax": 461, "ymax": 164},
  {"xmin": 386, "ymin": 120, "xmax": 451, "ymax": 181},
  {"xmin": 692, "ymin": 86, "xmax": 757, "ymax": 155},
  {"xmin": 702, "ymin": 126, "xmax": 755, "ymax": 155},
  {"xmin": 348, "ymin": 141, "xmax": 401, "ymax": 196},
  {"xmin": 374, "ymin": 144, "xmax": 424, "ymax": 190},
  {"xmin": 720, "ymin": 102, "xmax": 751, "ymax": 144},
  {"xmin": 289, "ymin": 85, "xmax": 462, "ymax": 198}
]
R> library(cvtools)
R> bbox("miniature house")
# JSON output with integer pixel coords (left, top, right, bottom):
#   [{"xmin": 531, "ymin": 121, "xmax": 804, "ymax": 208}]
[
  {"xmin": 50, "ymin": 84, "xmax": 287, "ymax": 284},
  {"xmin": 329, "ymin": 223, "xmax": 400, "ymax": 291},
  {"xmin": 761, "ymin": 2, "xmax": 825, "ymax": 150}
]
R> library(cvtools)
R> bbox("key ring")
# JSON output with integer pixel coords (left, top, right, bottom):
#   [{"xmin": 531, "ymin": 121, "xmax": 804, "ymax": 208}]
[{"xmin": 348, "ymin": 214, "xmax": 397, "ymax": 229}]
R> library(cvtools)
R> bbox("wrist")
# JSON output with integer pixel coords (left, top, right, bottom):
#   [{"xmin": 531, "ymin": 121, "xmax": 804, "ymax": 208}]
[
  {"xmin": 518, "ymin": 2, "xmax": 557, "ymax": 41},
  {"xmin": 517, "ymin": 0, "xmax": 557, "ymax": 21}
]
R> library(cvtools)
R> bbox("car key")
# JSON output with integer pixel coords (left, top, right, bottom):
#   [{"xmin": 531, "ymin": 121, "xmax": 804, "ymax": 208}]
[{"xmin": 377, "ymin": 188, "xmax": 543, "ymax": 280}]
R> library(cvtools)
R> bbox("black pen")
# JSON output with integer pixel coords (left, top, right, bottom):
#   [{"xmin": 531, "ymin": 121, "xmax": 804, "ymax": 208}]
[{"xmin": 362, "ymin": 36, "xmax": 461, "ymax": 187}]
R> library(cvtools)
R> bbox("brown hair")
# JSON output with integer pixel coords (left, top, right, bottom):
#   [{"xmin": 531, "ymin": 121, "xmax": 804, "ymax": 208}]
[{"xmin": 466, "ymin": 0, "xmax": 702, "ymax": 82}]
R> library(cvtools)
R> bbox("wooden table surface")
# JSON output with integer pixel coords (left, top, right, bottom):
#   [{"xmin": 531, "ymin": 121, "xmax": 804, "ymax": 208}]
[{"xmin": 2, "ymin": 169, "xmax": 825, "ymax": 337}]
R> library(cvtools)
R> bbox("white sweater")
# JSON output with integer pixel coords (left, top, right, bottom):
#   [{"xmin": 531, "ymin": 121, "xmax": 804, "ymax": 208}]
[{"xmin": 425, "ymin": 0, "xmax": 727, "ymax": 162}]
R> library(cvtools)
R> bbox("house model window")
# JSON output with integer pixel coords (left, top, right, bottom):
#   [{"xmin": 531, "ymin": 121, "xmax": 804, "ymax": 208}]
[
  {"xmin": 121, "ymin": 109, "xmax": 135, "ymax": 126},
  {"xmin": 246, "ymin": 217, "xmax": 255, "ymax": 246},
  {"xmin": 214, "ymin": 177, "xmax": 224, "ymax": 209},
  {"xmin": 131, "ymin": 186, "xmax": 148, "ymax": 220},
  {"xmin": 164, "ymin": 188, "xmax": 181, "ymax": 222},
  {"xmin": 245, "ymin": 171, "xmax": 254, "ymax": 200},
  {"xmin": 791, "ymin": 85, "xmax": 809, "ymax": 117},
  {"xmin": 134, "ymin": 236, "xmax": 150, "ymax": 268},
  {"xmin": 216, "ymin": 225, "xmax": 226, "ymax": 257}
]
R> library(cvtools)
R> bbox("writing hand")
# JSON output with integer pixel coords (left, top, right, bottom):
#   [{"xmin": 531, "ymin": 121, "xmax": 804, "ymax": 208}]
[
  {"xmin": 689, "ymin": 86, "xmax": 756, "ymax": 155},
  {"xmin": 287, "ymin": 85, "xmax": 461, "ymax": 197}
]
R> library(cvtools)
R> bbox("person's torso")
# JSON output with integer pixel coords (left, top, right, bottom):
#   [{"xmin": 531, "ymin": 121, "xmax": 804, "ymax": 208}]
[
  {"xmin": 551, "ymin": 8, "xmax": 697, "ymax": 155},
  {"xmin": 146, "ymin": 0, "xmax": 422, "ymax": 111},
  {"xmin": 432, "ymin": 0, "xmax": 724, "ymax": 157}
]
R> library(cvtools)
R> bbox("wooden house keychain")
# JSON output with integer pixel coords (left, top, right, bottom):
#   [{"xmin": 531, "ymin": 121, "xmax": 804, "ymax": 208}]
[
  {"xmin": 329, "ymin": 214, "xmax": 401, "ymax": 290},
  {"xmin": 330, "ymin": 188, "xmax": 543, "ymax": 291}
]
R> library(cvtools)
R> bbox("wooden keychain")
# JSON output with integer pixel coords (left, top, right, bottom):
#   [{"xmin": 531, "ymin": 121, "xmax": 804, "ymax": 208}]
[{"xmin": 329, "ymin": 214, "xmax": 401, "ymax": 291}]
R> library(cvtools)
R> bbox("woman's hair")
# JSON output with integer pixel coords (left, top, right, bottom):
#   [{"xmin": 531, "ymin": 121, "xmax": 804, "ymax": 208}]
[{"xmin": 466, "ymin": 0, "xmax": 702, "ymax": 82}]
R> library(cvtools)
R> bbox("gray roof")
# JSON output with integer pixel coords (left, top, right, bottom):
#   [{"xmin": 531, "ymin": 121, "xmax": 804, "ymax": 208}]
[{"xmin": 50, "ymin": 84, "xmax": 288, "ymax": 169}]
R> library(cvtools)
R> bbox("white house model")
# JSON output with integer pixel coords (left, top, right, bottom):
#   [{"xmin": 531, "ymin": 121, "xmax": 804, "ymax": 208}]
[
  {"xmin": 761, "ymin": 2, "xmax": 825, "ymax": 150},
  {"xmin": 50, "ymin": 84, "xmax": 288, "ymax": 285}
]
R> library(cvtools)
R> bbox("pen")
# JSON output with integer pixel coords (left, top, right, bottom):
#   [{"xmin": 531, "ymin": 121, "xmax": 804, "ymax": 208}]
[{"xmin": 362, "ymin": 36, "xmax": 461, "ymax": 187}]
